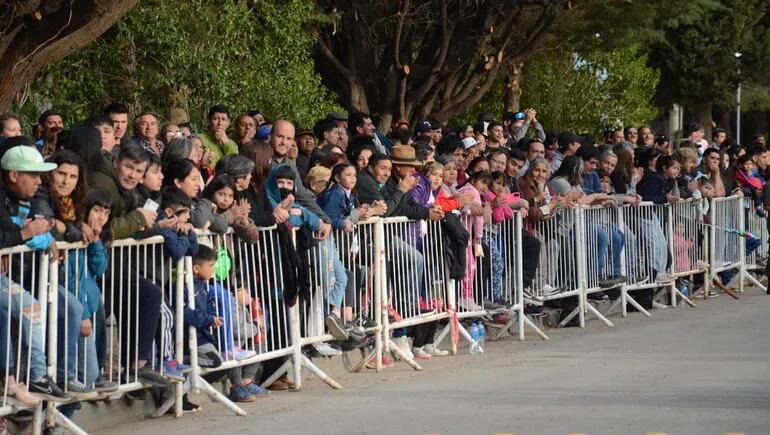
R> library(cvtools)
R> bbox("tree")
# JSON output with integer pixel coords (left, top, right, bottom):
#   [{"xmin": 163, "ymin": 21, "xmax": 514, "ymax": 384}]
[
  {"xmin": 21, "ymin": 0, "xmax": 340, "ymax": 128},
  {"xmin": 313, "ymin": 0, "xmax": 564, "ymax": 130},
  {"xmin": 0, "ymin": 0, "xmax": 138, "ymax": 111}
]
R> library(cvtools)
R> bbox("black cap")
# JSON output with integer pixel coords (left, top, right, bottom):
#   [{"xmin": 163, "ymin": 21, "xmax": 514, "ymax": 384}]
[
  {"xmin": 558, "ymin": 132, "xmax": 582, "ymax": 149},
  {"xmin": 326, "ymin": 112, "xmax": 348, "ymax": 121},
  {"xmin": 477, "ymin": 112, "xmax": 494, "ymax": 123}
]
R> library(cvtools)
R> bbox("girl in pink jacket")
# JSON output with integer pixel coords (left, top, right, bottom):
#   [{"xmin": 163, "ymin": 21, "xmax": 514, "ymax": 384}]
[{"xmin": 455, "ymin": 172, "xmax": 491, "ymax": 311}]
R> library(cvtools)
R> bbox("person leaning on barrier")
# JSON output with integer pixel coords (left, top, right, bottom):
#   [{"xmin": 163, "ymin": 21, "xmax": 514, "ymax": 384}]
[
  {"xmin": 0, "ymin": 144, "xmax": 72, "ymax": 403},
  {"xmin": 90, "ymin": 143, "xmax": 171, "ymax": 388},
  {"xmin": 694, "ymin": 148, "xmax": 727, "ymax": 198}
]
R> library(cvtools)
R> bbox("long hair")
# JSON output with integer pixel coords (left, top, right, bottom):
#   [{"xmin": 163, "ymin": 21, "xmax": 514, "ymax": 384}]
[
  {"xmin": 45, "ymin": 150, "xmax": 89, "ymax": 222},
  {"xmin": 613, "ymin": 148, "xmax": 635, "ymax": 184},
  {"xmin": 239, "ymin": 139, "xmax": 273, "ymax": 196},
  {"xmin": 550, "ymin": 155, "xmax": 583, "ymax": 186},
  {"xmin": 201, "ymin": 174, "xmax": 237, "ymax": 210},
  {"xmin": 84, "ymin": 188, "xmax": 114, "ymax": 246}
]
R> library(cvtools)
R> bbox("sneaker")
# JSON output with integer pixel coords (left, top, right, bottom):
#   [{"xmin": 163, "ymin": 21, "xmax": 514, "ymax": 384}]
[
  {"xmin": 161, "ymin": 360, "xmax": 186, "ymax": 382},
  {"xmin": 62, "ymin": 379, "xmax": 99, "ymax": 401},
  {"xmin": 243, "ymin": 382, "xmax": 270, "ymax": 397},
  {"xmin": 324, "ymin": 313, "xmax": 349, "ymax": 341},
  {"xmin": 422, "ymin": 344, "xmax": 449, "ymax": 357},
  {"xmin": 165, "ymin": 359, "xmax": 193, "ymax": 375},
  {"xmin": 457, "ymin": 297, "xmax": 482, "ymax": 311},
  {"xmin": 587, "ymin": 291, "xmax": 609, "ymax": 301},
  {"xmin": 135, "ymin": 365, "xmax": 171, "ymax": 388},
  {"xmin": 494, "ymin": 298, "xmax": 513, "ymax": 308},
  {"xmin": 411, "ymin": 346, "xmax": 432, "ymax": 360},
  {"xmin": 524, "ymin": 304, "xmax": 543, "ymax": 315},
  {"xmin": 28, "ymin": 377, "xmax": 72, "ymax": 402},
  {"xmin": 3, "ymin": 376, "xmax": 40, "ymax": 407},
  {"xmin": 365, "ymin": 355, "xmax": 394, "ymax": 369},
  {"xmin": 627, "ymin": 275, "xmax": 649, "ymax": 286},
  {"xmin": 94, "ymin": 377, "xmax": 119, "ymax": 394},
  {"xmin": 492, "ymin": 313, "xmax": 510, "ymax": 324},
  {"xmin": 229, "ymin": 385, "xmax": 256, "ymax": 403},
  {"xmin": 599, "ymin": 275, "xmax": 628, "ymax": 289},
  {"xmin": 655, "ymin": 272, "xmax": 676, "ymax": 285},
  {"xmin": 228, "ymin": 347, "xmax": 257, "ymax": 361},
  {"xmin": 482, "ymin": 300, "xmax": 505, "ymax": 311},
  {"xmin": 541, "ymin": 284, "xmax": 566, "ymax": 296},
  {"xmin": 165, "ymin": 394, "xmax": 201, "ymax": 414},
  {"xmin": 391, "ymin": 336, "xmax": 414, "ymax": 361},
  {"xmin": 312, "ymin": 342, "xmax": 342, "ymax": 357},
  {"xmin": 707, "ymin": 290, "xmax": 720, "ymax": 298}
]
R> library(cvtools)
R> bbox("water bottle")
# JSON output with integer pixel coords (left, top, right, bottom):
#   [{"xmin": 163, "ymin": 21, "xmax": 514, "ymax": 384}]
[
  {"xmin": 468, "ymin": 322, "xmax": 480, "ymax": 354},
  {"xmin": 476, "ymin": 321, "xmax": 485, "ymax": 354}
]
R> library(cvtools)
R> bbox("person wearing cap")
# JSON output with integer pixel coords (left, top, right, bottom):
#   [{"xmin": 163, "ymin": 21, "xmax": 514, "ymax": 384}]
[
  {"xmin": 232, "ymin": 114, "xmax": 257, "ymax": 148},
  {"xmin": 508, "ymin": 108, "xmax": 546, "ymax": 144},
  {"xmin": 326, "ymin": 112, "xmax": 348, "ymax": 129},
  {"xmin": 0, "ymin": 145, "xmax": 75, "ymax": 403},
  {"xmin": 199, "ymin": 105, "xmax": 239, "ymax": 167},
  {"xmin": 295, "ymin": 128, "xmax": 316, "ymax": 179},
  {"xmin": 415, "ymin": 120, "xmax": 434, "ymax": 147},
  {"xmin": 550, "ymin": 131, "xmax": 582, "ymax": 173}
]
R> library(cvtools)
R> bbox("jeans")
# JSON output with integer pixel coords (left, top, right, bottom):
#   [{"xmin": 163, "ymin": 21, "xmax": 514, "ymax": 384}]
[
  {"xmin": 56, "ymin": 285, "xmax": 96, "ymax": 384},
  {"xmin": 317, "ymin": 237, "xmax": 346, "ymax": 309},
  {"xmin": 588, "ymin": 223, "xmax": 625, "ymax": 277},
  {"xmin": 387, "ymin": 236, "xmax": 425, "ymax": 314},
  {"xmin": 0, "ymin": 275, "xmax": 47, "ymax": 381}
]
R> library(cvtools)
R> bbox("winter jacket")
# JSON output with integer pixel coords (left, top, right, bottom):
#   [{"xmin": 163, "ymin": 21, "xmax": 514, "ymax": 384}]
[
  {"xmin": 91, "ymin": 163, "xmax": 146, "ymax": 240},
  {"xmin": 191, "ymin": 198, "xmax": 229, "ymax": 234},
  {"xmin": 67, "ymin": 241, "xmax": 108, "ymax": 320},
  {"xmin": 317, "ymin": 185, "xmax": 356, "ymax": 230},
  {"xmin": 158, "ymin": 209, "xmax": 199, "ymax": 263},
  {"xmin": 355, "ymin": 167, "xmax": 384, "ymax": 205},
  {"xmin": 181, "ymin": 278, "xmax": 218, "ymax": 346},
  {"xmin": 265, "ymin": 165, "xmax": 321, "ymax": 231},
  {"xmin": 637, "ymin": 170, "xmax": 673, "ymax": 205},
  {"xmin": 382, "ymin": 175, "xmax": 430, "ymax": 220}
]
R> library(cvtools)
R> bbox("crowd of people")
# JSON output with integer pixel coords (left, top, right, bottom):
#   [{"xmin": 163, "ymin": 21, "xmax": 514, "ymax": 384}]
[{"xmin": 0, "ymin": 104, "xmax": 766, "ymax": 426}]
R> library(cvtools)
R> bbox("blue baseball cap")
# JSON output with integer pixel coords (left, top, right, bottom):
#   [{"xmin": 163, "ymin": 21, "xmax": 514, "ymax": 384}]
[{"xmin": 256, "ymin": 124, "xmax": 272, "ymax": 139}]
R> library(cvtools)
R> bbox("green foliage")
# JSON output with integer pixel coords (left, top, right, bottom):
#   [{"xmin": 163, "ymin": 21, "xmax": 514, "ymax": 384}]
[
  {"xmin": 20, "ymin": 0, "xmax": 340, "ymax": 130},
  {"xmin": 453, "ymin": 45, "xmax": 660, "ymax": 136}
]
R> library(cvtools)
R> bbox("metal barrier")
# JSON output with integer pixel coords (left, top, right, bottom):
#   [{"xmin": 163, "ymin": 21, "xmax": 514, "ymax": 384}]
[
  {"xmin": 742, "ymin": 197, "xmax": 768, "ymax": 293},
  {"xmin": 0, "ymin": 244, "xmax": 48, "ymax": 433},
  {"xmin": 301, "ymin": 218, "xmax": 383, "ymax": 372},
  {"xmin": 710, "ymin": 196, "xmax": 746, "ymax": 296}
]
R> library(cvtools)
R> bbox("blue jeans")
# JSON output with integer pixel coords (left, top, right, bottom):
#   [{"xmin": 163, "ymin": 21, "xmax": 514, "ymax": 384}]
[
  {"xmin": 56, "ymin": 286, "xmax": 97, "ymax": 385},
  {"xmin": 588, "ymin": 223, "xmax": 625, "ymax": 277},
  {"xmin": 317, "ymin": 237, "xmax": 346, "ymax": 309},
  {"xmin": 0, "ymin": 275, "xmax": 47, "ymax": 382}
]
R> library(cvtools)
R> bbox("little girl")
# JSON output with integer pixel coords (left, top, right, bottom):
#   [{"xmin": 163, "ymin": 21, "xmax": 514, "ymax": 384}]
[
  {"xmin": 735, "ymin": 154, "xmax": 765, "ymax": 217},
  {"xmin": 483, "ymin": 171, "xmax": 519, "ymax": 303},
  {"xmin": 201, "ymin": 174, "xmax": 259, "ymax": 244},
  {"xmin": 455, "ymin": 171, "xmax": 491, "ymax": 312}
]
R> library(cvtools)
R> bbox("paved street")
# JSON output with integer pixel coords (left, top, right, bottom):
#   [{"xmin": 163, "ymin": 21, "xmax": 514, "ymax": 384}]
[{"xmin": 100, "ymin": 288, "xmax": 770, "ymax": 435}]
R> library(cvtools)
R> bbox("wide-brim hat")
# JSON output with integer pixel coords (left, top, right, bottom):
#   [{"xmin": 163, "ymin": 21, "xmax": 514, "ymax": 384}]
[{"xmin": 390, "ymin": 145, "xmax": 420, "ymax": 166}]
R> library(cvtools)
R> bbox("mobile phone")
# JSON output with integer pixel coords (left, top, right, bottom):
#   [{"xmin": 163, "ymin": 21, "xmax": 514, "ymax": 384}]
[{"xmin": 143, "ymin": 199, "xmax": 159, "ymax": 212}]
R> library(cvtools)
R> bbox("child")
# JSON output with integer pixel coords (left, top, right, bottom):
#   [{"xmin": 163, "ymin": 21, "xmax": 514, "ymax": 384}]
[
  {"xmin": 673, "ymin": 221, "xmax": 695, "ymax": 296},
  {"xmin": 482, "ymin": 171, "xmax": 519, "ymax": 303},
  {"xmin": 597, "ymin": 169, "xmax": 612, "ymax": 194},
  {"xmin": 201, "ymin": 174, "xmax": 259, "ymax": 243},
  {"xmin": 305, "ymin": 166, "xmax": 332, "ymax": 196},
  {"xmin": 134, "ymin": 153, "xmax": 178, "ymax": 237},
  {"xmin": 735, "ymin": 154, "xmax": 765, "ymax": 217},
  {"xmin": 266, "ymin": 165, "xmax": 321, "ymax": 231},
  {"xmin": 456, "ymin": 171, "xmax": 491, "ymax": 312}
]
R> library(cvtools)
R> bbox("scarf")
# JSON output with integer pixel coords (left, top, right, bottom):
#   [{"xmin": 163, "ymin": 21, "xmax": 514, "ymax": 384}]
[{"xmin": 55, "ymin": 194, "xmax": 76, "ymax": 222}]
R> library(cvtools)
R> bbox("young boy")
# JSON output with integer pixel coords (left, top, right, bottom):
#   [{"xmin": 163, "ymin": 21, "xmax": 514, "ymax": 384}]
[
  {"xmin": 597, "ymin": 169, "xmax": 612, "ymax": 194},
  {"xmin": 184, "ymin": 246, "xmax": 267, "ymax": 403}
]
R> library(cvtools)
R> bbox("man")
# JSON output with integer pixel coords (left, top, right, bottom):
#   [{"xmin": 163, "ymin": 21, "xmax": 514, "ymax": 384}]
[
  {"xmin": 356, "ymin": 152, "xmax": 392, "ymax": 205},
  {"xmin": 519, "ymin": 138, "xmax": 546, "ymax": 177},
  {"xmin": 428, "ymin": 118, "xmax": 443, "ymax": 144},
  {"xmin": 104, "ymin": 103, "xmax": 131, "ymax": 149},
  {"xmin": 0, "ymin": 114, "xmax": 22, "ymax": 139},
  {"xmin": 708, "ymin": 128, "xmax": 726, "ymax": 150},
  {"xmin": 415, "ymin": 120, "xmax": 434, "ymax": 147},
  {"xmin": 269, "ymin": 120, "xmax": 331, "ymax": 238},
  {"xmin": 550, "ymin": 132, "xmax": 582, "ymax": 173},
  {"xmin": 578, "ymin": 145, "xmax": 603, "ymax": 194},
  {"xmin": 611, "ymin": 129, "xmax": 625, "ymax": 145},
  {"xmin": 295, "ymin": 128, "xmax": 315, "ymax": 179},
  {"xmin": 485, "ymin": 122, "xmax": 510, "ymax": 153},
  {"xmin": 639, "ymin": 126, "xmax": 655, "ymax": 146},
  {"xmin": 91, "ymin": 144, "xmax": 169, "ymax": 387},
  {"xmin": 86, "ymin": 113, "xmax": 118, "ymax": 158},
  {"xmin": 753, "ymin": 133, "xmax": 766, "ymax": 146},
  {"xmin": 684, "ymin": 122, "xmax": 708, "ymax": 160},
  {"xmin": 349, "ymin": 112, "xmax": 389, "ymax": 154},
  {"xmin": 695, "ymin": 148, "xmax": 727, "ymax": 198},
  {"xmin": 623, "ymin": 126, "xmax": 639, "ymax": 146},
  {"xmin": 599, "ymin": 150, "xmax": 618, "ymax": 174},
  {"xmin": 161, "ymin": 124, "xmax": 181, "ymax": 145},
  {"xmin": 487, "ymin": 149, "xmax": 508, "ymax": 173},
  {"xmin": 132, "ymin": 111, "xmax": 164, "ymax": 157},
  {"xmin": 313, "ymin": 118, "xmax": 341, "ymax": 149},
  {"xmin": 35, "ymin": 109, "xmax": 64, "ymax": 155},
  {"xmin": 199, "ymin": 105, "xmax": 239, "ymax": 166},
  {"xmin": 508, "ymin": 108, "xmax": 546, "ymax": 144},
  {"xmin": 0, "ymin": 144, "xmax": 72, "ymax": 402}
]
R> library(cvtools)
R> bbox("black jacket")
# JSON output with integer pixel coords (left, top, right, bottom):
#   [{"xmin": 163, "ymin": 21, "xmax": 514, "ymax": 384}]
[{"xmin": 381, "ymin": 176, "xmax": 430, "ymax": 220}]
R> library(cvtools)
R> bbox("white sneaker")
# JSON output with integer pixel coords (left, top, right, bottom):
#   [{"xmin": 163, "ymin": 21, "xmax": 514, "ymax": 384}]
[
  {"xmin": 655, "ymin": 272, "xmax": 676, "ymax": 284},
  {"xmin": 313, "ymin": 342, "xmax": 341, "ymax": 357},
  {"xmin": 392, "ymin": 336, "xmax": 413, "ymax": 360},
  {"xmin": 423, "ymin": 344, "xmax": 449, "ymax": 357},
  {"xmin": 411, "ymin": 346, "xmax": 432, "ymax": 359},
  {"xmin": 457, "ymin": 297, "xmax": 482, "ymax": 311}
]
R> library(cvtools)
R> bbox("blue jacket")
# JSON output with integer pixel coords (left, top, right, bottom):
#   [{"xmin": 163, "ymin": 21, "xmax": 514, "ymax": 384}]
[
  {"xmin": 316, "ymin": 185, "xmax": 354, "ymax": 231},
  {"xmin": 182, "ymin": 278, "xmax": 217, "ymax": 346},
  {"xmin": 637, "ymin": 170, "xmax": 672, "ymax": 205},
  {"xmin": 582, "ymin": 172, "xmax": 604, "ymax": 194},
  {"xmin": 158, "ymin": 209, "xmax": 199, "ymax": 262},
  {"xmin": 265, "ymin": 165, "xmax": 321, "ymax": 230},
  {"xmin": 67, "ymin": 241, "xmax": 108, "ymax": 320}
]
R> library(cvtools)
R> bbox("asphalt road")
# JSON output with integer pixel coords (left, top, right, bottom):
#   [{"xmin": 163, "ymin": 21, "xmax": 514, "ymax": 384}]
[{"xmin": 100, "ymin": 288, "xmax": 770, "ymax": 435}]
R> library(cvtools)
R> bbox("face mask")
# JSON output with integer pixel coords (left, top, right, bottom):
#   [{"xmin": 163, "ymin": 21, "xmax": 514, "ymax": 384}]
[{"xmin": 278, "ymin": 187, "xmax": 294, "ymax": 200}]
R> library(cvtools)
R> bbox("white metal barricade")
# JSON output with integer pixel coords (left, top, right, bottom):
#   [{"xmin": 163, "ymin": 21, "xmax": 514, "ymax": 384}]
[
  {"xmin": 379, "ymin": 217, "xmax": 452, "ymax": 370},
  {"xmin": 710, "ymin": 196, "xmax": 746, "ymax": 296},
  {"xmin": 741, "ymin": 198, "xmax": 768, "ymax": 293},
  {"xmin": 301, "ymin": 218, "xmax": 382, "ymax": 373},
  {"xmin": 0, "ymin": 245, "xmax": 48, "ymax": 434}
]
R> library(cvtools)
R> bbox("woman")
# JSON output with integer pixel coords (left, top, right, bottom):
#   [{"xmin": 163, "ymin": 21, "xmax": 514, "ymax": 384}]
[
  {"xmin": 610, "ymin": 148, "xmax": 638, "ymax": 195},
  {"xmin": 233, "ymin": 115, "xmax": 256, "ymax": 147},
  {"xmin": 162, "ymin": 137, "xmax": 208, "ymax": 188},
  {"xmin": 239, "ymin": 140, "xmax": 284, "ymax": 227},
  {"xmin": 519, "ymin": 158, "xmax": 565, "ymax": 226}
]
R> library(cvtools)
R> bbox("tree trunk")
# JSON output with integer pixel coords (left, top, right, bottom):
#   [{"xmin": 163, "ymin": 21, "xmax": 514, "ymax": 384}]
[
  {"xmin": 504, "ymin": 60, "xmax": 524, "ymax": 113},
  {"xmin": 0, "ymin": 0, "xmax": 138, "ymax": 111}
]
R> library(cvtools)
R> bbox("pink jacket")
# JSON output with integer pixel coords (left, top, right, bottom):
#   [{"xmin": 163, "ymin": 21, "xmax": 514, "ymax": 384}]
[
  {"xmin": 457, "ymin": 184, "xmax": 484, "ymax": 241},
  {"xmin": 482, "ymin": 191, "xmax": 518, "ymax": 223},
  {"xmin": 673, "ymin": 234, "xmax": 693, "ymax": 272}
]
